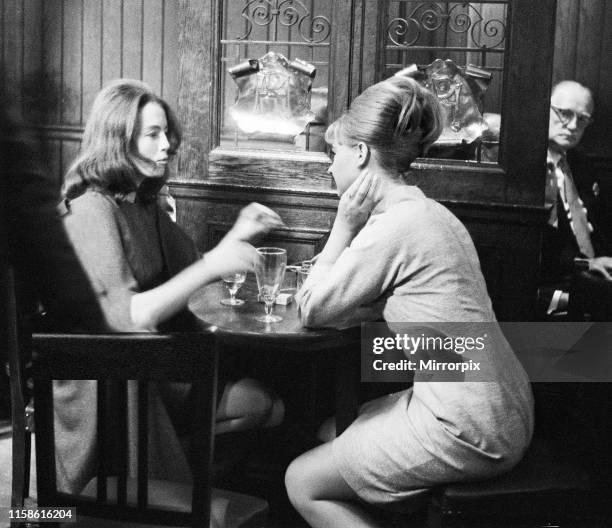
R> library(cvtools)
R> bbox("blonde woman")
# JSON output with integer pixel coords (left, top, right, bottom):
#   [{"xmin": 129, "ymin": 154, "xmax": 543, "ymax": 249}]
[{"xmin": 285, "ymin": 75, "xmax": 533, "ymax": 527}]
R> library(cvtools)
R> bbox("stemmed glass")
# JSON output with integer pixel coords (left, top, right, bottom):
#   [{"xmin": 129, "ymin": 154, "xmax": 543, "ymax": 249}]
[
  {"xmin": 254, "ymin": 247, "xmax": 287, "ymax": 323},
  {"xmin": 220, "ymin": 271, "xmax": 247, "ymax": 306}
]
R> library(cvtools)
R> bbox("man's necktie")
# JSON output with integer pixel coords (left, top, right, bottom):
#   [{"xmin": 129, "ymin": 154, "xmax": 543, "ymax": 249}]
[
  {"xmin": 545, "ymin": 162, "xmax": 558, "ymax": 227},
  {"xmin": 557, "ymin": 156, "xmax": 595, "ymax": 258}
]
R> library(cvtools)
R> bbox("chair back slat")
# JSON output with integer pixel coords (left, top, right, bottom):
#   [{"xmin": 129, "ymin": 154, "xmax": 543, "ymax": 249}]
[
  {"xmin": 32, "ymin": 378, "xmax": 57, "ymax": 502},
  {"xmin": 190, "ymin": 373, "xmax": 218, "ymax": 526},
  {"xmin": 116, "ymin": 380, "xmax": 128, "ymax": 506},
  {"xmin": 137, "ymin": 380, "xmax": 149, "ymax": 509},
  {"xmin": 96, "ymin": 381, "xmax": 108, "ymax": 502},
  {"xmin": 1, "ymin": 263, "xmax": 27, "ymax": 508}
]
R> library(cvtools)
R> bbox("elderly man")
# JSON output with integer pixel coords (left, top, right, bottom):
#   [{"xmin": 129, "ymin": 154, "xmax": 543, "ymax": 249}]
[{"xmin": 541, "ymin": 80, "xmax": 612, "ymax": 316}]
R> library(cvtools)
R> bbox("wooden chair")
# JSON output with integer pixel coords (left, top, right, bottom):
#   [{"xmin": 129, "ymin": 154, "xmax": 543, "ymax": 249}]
[
  {"xmin": 1, "ymin": 260, "xmax": 33, "ymax": 511},
  {"xmin": 426, "ymin": 382, "xmax": 599, "ymax": 528},
  {"xmin": 426, "ymin": 437, "xmax": 591, "ymax": 528},
  {"xmin": 30, "ymin": 332, "xmax": 269, "ymax": 528},
  {"xmin": 3, "ymin": 256, "xmax": 268, "ymax": 527}
]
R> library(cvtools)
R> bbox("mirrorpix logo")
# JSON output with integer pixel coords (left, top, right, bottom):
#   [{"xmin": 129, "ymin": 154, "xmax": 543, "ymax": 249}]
[{"xmin": 361, "ymin": 328, "xmax": 487, "ymax": 382}]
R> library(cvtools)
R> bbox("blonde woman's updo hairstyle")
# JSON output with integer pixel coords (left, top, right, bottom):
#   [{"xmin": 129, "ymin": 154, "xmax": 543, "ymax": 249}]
[
  {"xmin": 325, "ymin": 75, "xmax": 442, "ymax": 178},
  {"xmin": 63, "ymin": 79, "xmax": 181, "ymax": 200}
]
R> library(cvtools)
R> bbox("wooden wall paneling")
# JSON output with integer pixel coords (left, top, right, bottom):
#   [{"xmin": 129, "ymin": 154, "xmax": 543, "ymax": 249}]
[
  {"xmin": 176, "ymin": 0, "xmax": 213, "ymax": 181},
  {"xmin": 592, "ymin": 0, "xmax": 612, "ymax": 243},
  {"xmin": 0, "ymin": 0, "xmax": 2, "ymax": 68},
  {"xmin": 41, "ymin": 139, "xmax": 63, "ymax": 190},
  {"xmin": 101, "ymin": 0, "xmax": 122, "ymax": 84},
  {"xmin": 172, "ymin": 186, "xmax": 337, "ymax": 263},
  {"xmin": 60, "ymin": 139, "xmax": 80, "ymax": 180},
  {"xmin": 592, "ymin": 0, "xmax": 612, "ymax": 157},
  {"xmin": 122, "ymin": 0, "xmax": 144, "ymax": 81},
  {"xmin": 500, "ymin": 0, "xmax": 557, "ymax": 206},
  {"xmin": 329, "ymin": 0, "xmax": 354, "ymax": 118},
  {"xmin": 23, "ymin": 0, "xmax": 43, "ymax": 123},
  {"xmin": 575, "ymin": 0, "xmax": 604, "ymax": 92},
  {"xmin": 4, "ymin": 0, "xmax": 24, "ymax": 117},
  {"xmin": 172, "ymin": 185, "xmax": 338, "ymax": 233},
  {"xmin": 42, "ymin": 0, "xmax": 62, "ymax": 125},
  {"xmin": 598, "ymin": 1, "xmax": 612, "ymax": 110},
  {"xmin": 162, "ymin": 0, "xmax": 178, "ymax": 105},
  {"xmin": 205, "ymin": 220, "xmax": 329, "ymax": 264},
  {"xmin": 349, "ymin": 0, "xmax": 364, "ymax": 98},
  {"xmin": 82, "ymin": 0, "xmax": 102, "ymax": 122},
  {"xmin": 62, "ymin": 0, "xmax": 83, "ymax": 125},
  {"xmin": 0, "ymin": 1, "xmax": 3, "ymax": 95},
  {"xmin": 448, "ymin": 205, "xmax": 544, "ymax": 321},
  {"xmin": 23, "ymin": 0, "xmax": 172, "ymax": 187},
  {"xmin": 552, "ymin": 0, "xmax": 579, "ymax": 83},
  {"xmin": 142, "ymin": 0, "xmax": 162, "ymax": 95},
  {"xmin": 206, "ymin": 150, "xmax": 333, "ymax": 192},
  {"xmin": 360, "ymin": 0, "xmax": 385, "ymax": 91},
  {"xmin": 584, "ymin": 0, "xmax": 612, "ymax": 158}
]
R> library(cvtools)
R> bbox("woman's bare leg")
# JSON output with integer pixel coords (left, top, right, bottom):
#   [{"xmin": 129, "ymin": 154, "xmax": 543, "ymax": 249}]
[
  {"xmin": 215, "ymin": 378, "xmax": 284, "ymax": 434},
  {"xmin": 285, "ymin": 442, "xmax": 385, "ymax": 528}
]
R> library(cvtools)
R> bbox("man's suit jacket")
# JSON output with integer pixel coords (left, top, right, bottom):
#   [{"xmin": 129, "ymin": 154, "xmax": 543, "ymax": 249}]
[{"xmin": 540, "ymin": 149, "xmax": 611, "ymax": 297}]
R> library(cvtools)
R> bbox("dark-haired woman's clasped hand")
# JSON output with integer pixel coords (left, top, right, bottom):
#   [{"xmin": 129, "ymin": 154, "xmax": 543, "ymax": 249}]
[
  {"xmin": 226, "ymin": 202, "xmax": 285, "ymax": 244},
  {"xmin": 205, "ymin": 237, "xmax": 258, "ymax": 277}
]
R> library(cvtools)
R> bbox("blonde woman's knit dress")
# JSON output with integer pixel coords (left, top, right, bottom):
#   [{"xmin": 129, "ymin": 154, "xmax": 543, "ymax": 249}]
[{"xmin": 297, "ymin": 185, "xmax": 534, "ymax": 505}]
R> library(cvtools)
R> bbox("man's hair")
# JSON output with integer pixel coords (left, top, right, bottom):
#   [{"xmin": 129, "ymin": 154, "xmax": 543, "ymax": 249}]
[
  {"xmin": 63, "ymin": 79, "xmax": 181, "ymax": 199},
  {"xmin": 551, "ymin": 80, "xmax": 594, "ymax": 111}
]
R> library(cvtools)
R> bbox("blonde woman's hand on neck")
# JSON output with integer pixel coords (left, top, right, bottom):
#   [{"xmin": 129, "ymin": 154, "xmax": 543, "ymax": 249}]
[
  {"xmin": 317, "ymin": 170, "xmax": 379, "ymax": 266},
  {"xmin": 336, "ymin": 169, "xmax": 379, "ymax": 233}
]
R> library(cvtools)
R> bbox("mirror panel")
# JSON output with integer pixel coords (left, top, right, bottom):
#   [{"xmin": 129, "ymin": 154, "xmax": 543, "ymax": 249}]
[
  {"xmin": 385, "ymin": 1, "xmax": 508, "ymax": 163},
  {"xmin": 219, "ymin": 0, "xmax": 332, "ymax": 154}
]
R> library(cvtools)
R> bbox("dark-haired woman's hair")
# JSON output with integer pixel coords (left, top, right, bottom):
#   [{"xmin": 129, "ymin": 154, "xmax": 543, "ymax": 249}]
[
  {"xmin": 62, "ymin": 79, "xmax": 181, "ymax": 199},
  {"xmin": 325, "ymin": 75, "xmax": 442, "ymax": 178}
]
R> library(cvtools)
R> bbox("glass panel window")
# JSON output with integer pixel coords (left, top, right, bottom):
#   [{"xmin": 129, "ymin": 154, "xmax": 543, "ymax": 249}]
[
  {"xmin": 220, "ymin": 0, "xmax": 332, "ymax": 153},
  {"xmin": 385, "ymin": 1, "xmax": 508, "ymax": 163}
]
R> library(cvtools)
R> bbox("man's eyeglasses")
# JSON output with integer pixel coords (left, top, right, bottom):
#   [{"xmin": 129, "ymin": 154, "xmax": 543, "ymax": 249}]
[{"xmin": 551, "ymin": 105, "xmax": 593, "ymax": 129}]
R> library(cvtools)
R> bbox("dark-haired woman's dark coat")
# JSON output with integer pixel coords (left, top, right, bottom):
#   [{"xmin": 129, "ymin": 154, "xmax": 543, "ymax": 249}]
[{"xmin": 56, "ymin": 187, "xmax": 198, "ymax": 493}]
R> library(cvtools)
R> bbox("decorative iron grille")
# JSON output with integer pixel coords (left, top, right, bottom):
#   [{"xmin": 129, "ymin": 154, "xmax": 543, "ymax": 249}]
[
  {"xmin": 387, "ymin": 2, "xmax": 506, "ymax": 50},
  {"xmin": 236, "ymin": 0, "xmax": 332, "ymax": 44}
]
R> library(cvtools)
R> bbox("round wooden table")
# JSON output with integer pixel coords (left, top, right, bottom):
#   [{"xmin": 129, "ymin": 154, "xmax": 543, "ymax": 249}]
[{"xmin": 189, "ymin": 275, "xmax": 360, "ymax": 433}]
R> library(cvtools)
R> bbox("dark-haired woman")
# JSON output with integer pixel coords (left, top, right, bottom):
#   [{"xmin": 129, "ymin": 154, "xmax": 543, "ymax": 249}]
[
  {"xmin": 285, "ymin": 76, "xmax": 533, "ymax": 527},
  {"xmin": 55, "ymin": 79, "xmax": 284, "ymax": 492}
]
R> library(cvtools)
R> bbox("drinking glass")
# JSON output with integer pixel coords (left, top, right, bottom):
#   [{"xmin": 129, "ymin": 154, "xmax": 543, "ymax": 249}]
[
  {"xmin": 254, "ymin": 247, "xmax": 287, "ymax": 323},
  {"xmin": 220, "ymin": 271, "xmax": 247, "ymax": 306},
  {"xmin": 296, "ymin": 259, "xmax": 313, "ymax": 290}
]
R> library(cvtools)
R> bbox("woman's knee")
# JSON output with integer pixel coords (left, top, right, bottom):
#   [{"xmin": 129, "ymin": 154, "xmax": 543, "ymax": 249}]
[
  {"xmin": 285, "ymin": 443, "xmax": 353, "ymax": 509},
  {"xmin": 264, "ymin": 396, "xmax": 285, "ymax": 428},
  {"xmin": 285, "ymin": 454, "xmax": 312, "ymax": 508},
  {"xmin": 219, "ymin": 377, "xmax": 283, "ymax": 427}
]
